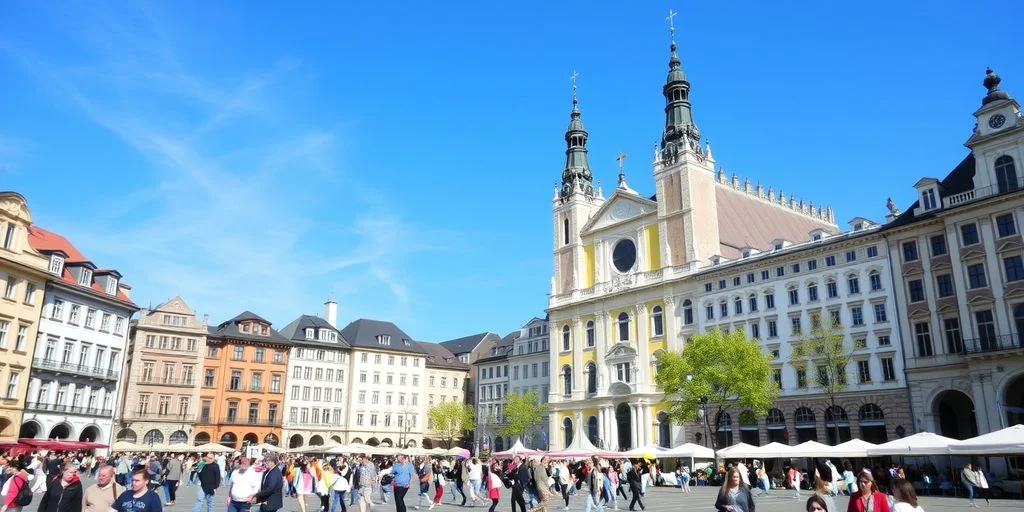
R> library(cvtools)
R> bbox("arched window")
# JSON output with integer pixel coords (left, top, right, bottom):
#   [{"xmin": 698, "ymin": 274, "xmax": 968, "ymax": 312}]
[
  {"xmin": 562, "ymin": 417, "xmax": 574, "ymax": 448},
  {"xmin": 734, "ymin": 297, "xmax": 743, "ymax": 315},
  {"xmin": 561, "ymin": 365, "xmax": 573, "ymax": 396},
  {"xmin": 657, "ymin": 411, "xmax": 671, "ymax": 448},
  {"xmin": 859, "ymin": 403, "xmax": 885, "ymax": 421},
  {"xmin": 562, "ymin": 325, "xmax": 570, "ymax": 351},
  {"xmin": 617, "ymin": 312, "xmax": 630, "ymax": 341},
  {"xmin": 869, "ymin": 270, "xmax": 882, "ymax": 291},
  {"xmin": 748, "ymin": 294, "xmax": 758, "ymax": 313},
  {"xmin": 587, "ymin": 416, "xmax": 599, "ymax": 446},
  {"xmin": 794, "ymin": 407, "xmax": 816, "ymax": 425},
  {"xmin": 995, "ymin": 155, "xmax": 1018, "ymax": 193},
  {"xmin": 682, "ymin": 299, "xmax": 693, "ymax": 325},
  {"xmin": 715, "ymin": 412, "xmax": 734, "ymax": 447},
  {"xmin": 586, "ymin": 362, "xmax": 597, "ymax": 394},
  {"xmin": 651, "ymin": 306, "xmax": 664, "ymax": 336},
  {"xmin": 766, "ymin": 408, "xmax": 785, "ymax": 426},
  {"xmin": 586, "ymin": 321, "xmax": 595, "ymax": 347},
  {"xmin": 563, "ymin": 218, "xmax": 570, "ymax": 245},
  {"xmin": 143, "ymin": 429, "xmax": 164, "ymax": 445},
  {"xmin": 720, "ymin": 300, "xmax": 728, "ymax": 318}
]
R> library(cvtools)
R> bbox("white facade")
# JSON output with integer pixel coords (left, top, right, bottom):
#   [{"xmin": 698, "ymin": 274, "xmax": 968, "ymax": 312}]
[
  {"xmin": 283, "ymin": 339, "xmax": 350, "ymax": 449},
  {"xmin": 423, "ymin": 361, "xmax": 469, "ymax": 446},
  {"xmin": 24, "ymin": 283, "xmax": 134, "ymax": 444},
  {"xmin": 474, "ymin": 343, "xmax": 510, "ymax": 452},
  {"xmin": 507, "ymin": 318, "xmax": 551, "ymax": 449},
  {"xmin": 347, "ymin": 348, "xmax": 426, "ymax": 448}
]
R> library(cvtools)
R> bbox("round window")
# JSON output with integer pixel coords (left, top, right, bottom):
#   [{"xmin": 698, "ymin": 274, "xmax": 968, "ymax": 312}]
[{"xmin": 612, "ymin": 239, "xmax": 637, "ymax": 273}]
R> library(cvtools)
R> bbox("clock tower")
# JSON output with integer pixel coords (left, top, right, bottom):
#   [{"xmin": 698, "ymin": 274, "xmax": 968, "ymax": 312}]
[
  {"xmin": 965, "ymin": 68, "xmax": 1024, "ymax": 194},
  {"xmin": 553, "ymin": 92, "xmax": 603, "ymax": 296}
]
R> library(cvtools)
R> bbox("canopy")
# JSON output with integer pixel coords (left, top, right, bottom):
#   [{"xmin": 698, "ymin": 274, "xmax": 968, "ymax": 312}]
[
  {"xmin": 753, "ymin": 442, "xmax": 795, "ymax": 458},
  {"xmin": 620, "ymin": 444, "xmax": 666, "ymax": 459},
  {"xmin": 787, "ymin": 440, "xmax": 834, "ymax": 458},
  {"xmin": 493, "ymin": 439, "xmax": 543, "ymax": 458},
  {"xmin": 829, "ymin": 439, "xmax": 877, "ymax": 458},
  {"xmin": 427, "ymin": 447, "xmax": 450, "ymax": 456},
  {"xmin": 111, "ymin": 441, "xmax": 145, "ymax": 452},
  {"xmin": 254, "ymin": 443, "xmax": 286, "ymax": 453},
  {"xmin": 660, "ymin": 443, "xmax": 714, "ymax": 459},
  {"xmin": 717, "ymin": 443, "xmax": 761, "ymax": 458},
  {"xmin": 547, "ymin": 429, "xmax": 620, "ymax": 459},
  {"xmin": 193, "ymin": 442, "xmax": 236, "ymax": 453},
  {"xmin": 447, "ymin": 447, "xmax": 471, "ymax": 459},
  {"xmin": 868, "ymin": 432, "xmax": 959, "ymax": 456},
  {"xmin": 949, "ymin": 424, "xmax": 1024, "ymax": 455}
]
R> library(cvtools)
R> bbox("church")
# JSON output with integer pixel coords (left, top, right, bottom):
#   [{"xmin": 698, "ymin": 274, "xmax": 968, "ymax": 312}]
[{"xmin": 546, "ymin": 33, "xmax": 1024, "ymax": 450}]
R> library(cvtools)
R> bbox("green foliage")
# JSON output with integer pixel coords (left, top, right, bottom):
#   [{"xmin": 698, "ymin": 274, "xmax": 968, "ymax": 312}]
[
  {"xmin": 427, "ymin": 401, "xmax": 475, "ymax": 449},
  {"xmin": 498, "ymin": 389, "xmax": 547, "ymax": 442},
  {"xmin": 654, "ymin": 328, "xmax": 778, "ymax": 451},
  {"xmin": 789, "ymin": 325, "xmax": 852, "ymax": 398}
]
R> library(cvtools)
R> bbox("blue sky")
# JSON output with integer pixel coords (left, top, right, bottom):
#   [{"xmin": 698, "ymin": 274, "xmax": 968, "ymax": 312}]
[{"xmin": 1, "ymin": 1, "xmax": 1021, "ymax": 341}]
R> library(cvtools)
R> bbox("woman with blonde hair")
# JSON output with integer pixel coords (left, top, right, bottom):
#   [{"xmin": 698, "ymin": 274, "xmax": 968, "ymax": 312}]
[
  {"xmin": 714, "ymin": 468, "xmax": 755, "ymax": 512},
  {"xmin": 846, "ymin": 470, "xmax": 891, "ymax": 512},
  {"xmin": 891, "ymin": 479, "xmax": 923, "ymax": 512}
]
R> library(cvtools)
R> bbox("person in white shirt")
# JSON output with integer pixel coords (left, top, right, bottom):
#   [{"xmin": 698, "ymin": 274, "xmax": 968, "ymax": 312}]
[
  {"xmin": 735, "ymin": 462, "xmax": 750, "ymax": 488},
  {"xmin": 226, "ymin": 457, "xmax": 260, "ymax": 512},
  {"xmin": 892, "ymin": 479, "xmax": 924, "ymax": 512},
  {"xmin": 466, "ymin": 459, "xmax": 484, "ymax": 505}
]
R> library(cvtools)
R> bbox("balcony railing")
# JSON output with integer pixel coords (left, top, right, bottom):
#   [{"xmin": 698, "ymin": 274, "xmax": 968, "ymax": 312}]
[
  {"xmin": 33, "ymin": 359, "xmax": 120, "ymax": 380},
  {"xmin": 945, "ymin": 182, "xmax": 1022, "ymax": 208},
  {"xmin": 218, "ymin": 416, "xmax": 279, "ymax": 426},
  {"xmin": 226, "ymin": 385, "xmax": 264, "ymax": 393},
  {"xmin": 25, "ymin": 402, "xmax": 113, "ymax": 417},
  {"xmin": 964, "ymin": 333, "xmax": 1023, "ymax": 355},
  {"xmin": 122, "ymin": 412, "xmax": 196, "ymax": 422},
  {"xmin": 137, "ymin": 377, "xmax": 196, "ymax": 387}
]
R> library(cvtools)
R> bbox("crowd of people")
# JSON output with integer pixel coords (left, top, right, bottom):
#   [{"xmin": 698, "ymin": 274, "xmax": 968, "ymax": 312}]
[{"xmin": 0, "ymin": 449, "xmax": 1005, "ymax": 512}]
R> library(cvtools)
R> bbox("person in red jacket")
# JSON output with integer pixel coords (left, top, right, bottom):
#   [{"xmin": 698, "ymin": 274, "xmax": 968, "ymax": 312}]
[
  {"xmin": 1, "ymin": 460, "xmax": 31, "ymax": 512},
  {"xmin": 846, "ymin": 470, "xmax": 891, "ymax": 512}
]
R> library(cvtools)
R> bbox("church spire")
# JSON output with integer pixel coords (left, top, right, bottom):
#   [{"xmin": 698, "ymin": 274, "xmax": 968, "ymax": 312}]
[
  {"xmin": 560, "ymin": 70, "xmax": 593, "ymax": 200},
  {"xmin": 660, "ymin": 9, "xmax": 700, "ymax": 160}
]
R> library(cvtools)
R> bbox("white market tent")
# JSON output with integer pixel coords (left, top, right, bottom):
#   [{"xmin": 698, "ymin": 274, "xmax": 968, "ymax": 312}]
[
  {"xmin": 717, "ymin": 443, "xmax": 761, "ymax": 458},
  {"xmin": 788, "ymin": 440, "xmax": 834, "ymax": 457},
  {"xmin": 949, "ymin": 424, "xmax": 1024, "ymax": 455},
  {"xmin": 494, "ymin": 439, "xmax": 543, "ymax": 458},
  {"xmin": 547, "ymin": 429, "xmax": 621, "ymax": 459},
  {"xmin": 661, "ymin": 443, "xmax": 714, "ymax": 459},
  {"xmin": 830, "ymin": 439, "xmax": 877, "ymax": 458},
  {"xmin": 753, "ymin": 442, "xmax": 795, "ymax": 458},
  {"xmin": 867, "ymin": 432, "xmax": 959, "ymax": 456},
  {"xmin": 620, "ymin": 444, "xmax": 667, "ymax": 458},
  {"xmin": 193, "ymin": 442, "xmax": 235, "ymax": 453}
]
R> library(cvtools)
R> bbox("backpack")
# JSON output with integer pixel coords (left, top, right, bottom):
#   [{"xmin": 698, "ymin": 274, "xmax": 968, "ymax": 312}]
[{"xmin": 14, "ymin": 477, "xmax": 33, "ymax": 507}]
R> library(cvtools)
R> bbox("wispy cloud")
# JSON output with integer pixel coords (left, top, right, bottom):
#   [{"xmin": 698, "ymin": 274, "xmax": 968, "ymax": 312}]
[{"xmin": 1, "ymin": 3, "xmax": 450, "ymax": 324}]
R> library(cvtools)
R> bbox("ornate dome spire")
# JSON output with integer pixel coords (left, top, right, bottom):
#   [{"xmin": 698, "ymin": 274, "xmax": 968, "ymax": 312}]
[
  {"xmin": 982, "ymin": 67, "xmax": 1011, "ymax": 105},
  {"xmin": 560, "ymin": 70, "xmax": 593, "ymax": 200}
]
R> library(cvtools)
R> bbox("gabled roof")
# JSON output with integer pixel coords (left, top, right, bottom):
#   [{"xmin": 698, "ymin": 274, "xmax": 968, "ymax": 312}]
[
  {"xmin": 884, "ymin": 153, "xmax": 977, "ymax": 230},
  {"xmin": 475, "ymin": 331, "xmax": 516, "ymax": 364},
  {"xmin": 418, "ymin": 341, "xmax": 470, "ymax": 370},
  {"xmin": 208, "ymin": 311, "xmax": 290, "ymax": 346},
  {"xmin": 27, "ymin": 226, "xmax": 137, "ymax": 308},
  {"xmin": 339, "ymin": 319, "xmax": 425, "ymax": 354},
  {"xmin": 278, "ymin": 314, "xmax": 350, "ymax": 348},
  {"xmin": 439, "ymin": 332, "xmax": 495, "ymax": 355}
]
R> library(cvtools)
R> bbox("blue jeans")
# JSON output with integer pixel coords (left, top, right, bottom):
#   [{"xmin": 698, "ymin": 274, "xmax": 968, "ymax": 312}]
[
  {"xmin": 227, "ymin": 501, "xmax": 251, "ymax": 512},
  {"xmin": 585, "ymin": 494, "xmax": 601, "ymax": 512},
  {"xmin": 194, "ymin": 493, "xmax": 217, "ymax": 512},
  {"xmin": 331, "ymin": 490, "xmax": 347, "ymax": 512},
  {"xmin": 349, "ymin": 488, "xmax": 358, "ymax": 505}
]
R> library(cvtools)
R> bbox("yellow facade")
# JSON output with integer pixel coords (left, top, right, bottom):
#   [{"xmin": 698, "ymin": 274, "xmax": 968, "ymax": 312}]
[
  {"xmin": 645, "ymin": 224, "xmax": 661, "ymax": 269},
  {"xmin": 583, "ymin": 244, "xmax": 595, "ymax": 287},
  {"xmin": 0, "ymin": 193, "xmax": 50, "ymax": 440}
]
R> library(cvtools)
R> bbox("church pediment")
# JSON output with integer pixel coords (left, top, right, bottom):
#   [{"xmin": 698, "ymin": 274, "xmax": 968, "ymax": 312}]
[
  {"xmin": 580, "ymin": 191, "xmax": 657, "ymax": 235},
  {"xmin": 605, "ymin": 342, "xmax": 638, "ymax": 361}
]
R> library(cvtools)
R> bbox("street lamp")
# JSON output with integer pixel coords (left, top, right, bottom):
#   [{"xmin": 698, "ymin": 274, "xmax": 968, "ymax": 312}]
[{"xmin": 687, "ymin": 374, "xmax": 715, "ymax": 465}]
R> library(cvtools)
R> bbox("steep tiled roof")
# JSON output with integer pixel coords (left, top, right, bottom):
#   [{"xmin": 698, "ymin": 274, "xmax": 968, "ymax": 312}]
[
  {"xmin": 208, "ymin": 311, "xmax": 290, "ymax": 345},
  {"xmin": 716, "ymin": 186, "xmax": 839, "ymax": 259},
  {"xmin": 418, "ymin": 341, "xmax": 470, "ymax": 370},
  {"xmin": 339, "ymin": 318, "xmax": 426, "ymax": 354},
  {"xmin": 475, "ymin": 331, "xmax": 515, "ymax": 364},
  {"xmin": 27, "ymin": 226, "xmax": 137, "ymax": 308},
  {"xmin": 439, "ymin": 332, "xmax": 493, "ymax": 355},
  {"xmin": 883, "ymin": 153, "xmax": 977, "ymax": 230},
  {"xmin": 278, "ymin": 314, "xmax": 350, "ymax": 348}
]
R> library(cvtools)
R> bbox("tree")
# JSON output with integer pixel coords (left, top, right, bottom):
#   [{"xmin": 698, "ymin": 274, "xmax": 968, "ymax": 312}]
[
  {"xmin": 789, "ymin": 324, "xmax": 854, "ymax": 445},
  {"xmin": 655, "ymin": 328, "xmax": 778, "ymax": 458},
  {"xmin": 426, "ymin": 402, "xmax": 475, "ymax": 449},
  {"xmin": 498, "ymin": 389, "xmax": 547, "ymax": 447}
]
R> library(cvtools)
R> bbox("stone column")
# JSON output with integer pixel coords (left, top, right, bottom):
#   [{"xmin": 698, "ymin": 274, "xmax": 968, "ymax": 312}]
[
  {"xmin": 945, "ymin": 225, "xmax": 976, "ymax": 339},
  {"xmin": 643, "ymin": 403, "xmax": 652, "ymax": 446},
  {"xmin": 610, "ymin": 406, "xmax": 620, "ymax": 450},
  {"xmin": 663, "ymin": 296, "xmax": 679, "ymax": 352},
  {"xmin": 635, "ymin": 304, "xmax": 651, "ymax": 389},
  {"xmin": 571, "ymin": 317, "xmax": 584, "ymax": 400},
  {"xmin": 594, "ymin": 310, "xmax": 608, "ymax": 391},
  {"xmin": 979, "ymin": 219, "xmax": 1012, "ymax": 334},
  {"xmin": 630, "ymin": 405, "xmax": 639, "ymax": 449}
]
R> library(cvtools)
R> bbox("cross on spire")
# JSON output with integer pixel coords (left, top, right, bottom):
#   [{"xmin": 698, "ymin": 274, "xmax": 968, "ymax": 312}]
[
  {"xmin": 570, "ymin": 69, "xmax": 580, "ymax": 100},
  {"xmin": 616, "ymin": 152, "xmax": 627, "ymax": 173},
  {"xmin": 666, "ymin": 9, "xmax": 678, "ymax": 42}
]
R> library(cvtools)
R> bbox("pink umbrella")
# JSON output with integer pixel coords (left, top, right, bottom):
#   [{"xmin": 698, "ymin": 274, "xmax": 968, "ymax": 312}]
[{"xmin": 448, "ymin": 447, "xmax": 471, "ymax": 459}]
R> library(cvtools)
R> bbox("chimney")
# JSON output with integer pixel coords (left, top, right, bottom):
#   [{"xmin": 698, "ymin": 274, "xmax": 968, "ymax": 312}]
[{"xmin": 324, "ymin": 299, "xmax": 338, "ymax": 328}]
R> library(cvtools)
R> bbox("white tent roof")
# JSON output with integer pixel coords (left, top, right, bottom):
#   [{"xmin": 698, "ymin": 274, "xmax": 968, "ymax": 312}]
[
  {"xmin": 661, "ymin": 442, "xmax": 715, "ymax": 459},
  {"xmin": 830, "ymin": 439, "xmax": 877, "ymax": 458},
  {"xmin": 787, "ymin": 440, "xmax": 833, "ymax": 457},
  {"xmin": 718, "ymin": 443, "xmax": 761, "ymax": 458},
  {"xmin": 494, "ymin": 439, "xmax": 542, "ymax": 458},
  {"xmin": 754, "ymin": 442, "xmax": 795, "ymax": 458},
  {"xmin": 620, "ymin": 444, "xmax": 667, "ymax": 458},
  {"xmin": 547, "ymin": 428, "xmax": 620, "ymax": 459},
  {"xmin": 867, "ymin": 432, "xmax": 959, "ymax": 456},
  {"xmin": 949, "ymin": 425, "xmax": 1024, "ymax": 455},
  {"xmin": 193, "ymin": 442, "xmax": 235, "ymax": 453}
]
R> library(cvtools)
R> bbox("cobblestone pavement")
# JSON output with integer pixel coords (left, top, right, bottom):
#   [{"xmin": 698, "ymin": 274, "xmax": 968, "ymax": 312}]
[{"xmin": 125, "ymin": 478, "xmax": 1021, "ymax": 512}]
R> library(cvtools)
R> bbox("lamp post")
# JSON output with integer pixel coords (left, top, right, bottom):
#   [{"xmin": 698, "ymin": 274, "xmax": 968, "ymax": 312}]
[{"xmin": 687, "ymin": 374, "xmax": 716, "ymax": 468}]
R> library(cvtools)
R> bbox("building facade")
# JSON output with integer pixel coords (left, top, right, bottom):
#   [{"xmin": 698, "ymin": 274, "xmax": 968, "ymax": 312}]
[
  {"xmin": 196, "ymin": 311, "xmax": 290, "ymax": 449},
  {"xmin": 118, "ymin": 296, "xmax": 208, "ymax": 446},
  {"xmin": 474, "ymin": 335, "xmax": 512, "ymax": 452},
  {"xmin": 420, "ymin": 341, "xmax": 470, "ymax": 448},
  {"xmin": 279, "ymin": 301, "xmax": 351, "ymax": 450},
  {"xmin": 23, "ymin": 227, "xmax": 137, "ymax": 444},
  {"xmin": 340, "ymin": 319, "xmax": 427, "ymax": 448},
  {"xmin": 440, "ymin": 332, "xmax": 501, "ymax": 406},
  {"xmin": 883, "ymin": 69, "xmax": 1024, "ymax": 439},
  {"xmin": 546, "ymin": 38, "xmax": 920, "ymax": 452},
  {"xmin": 0, "ymin": 193, "xmax": 50, "ymax": 441},
  {"xmin": 507, "ymin": 317, "xmax": 551, "ymax": 449}
]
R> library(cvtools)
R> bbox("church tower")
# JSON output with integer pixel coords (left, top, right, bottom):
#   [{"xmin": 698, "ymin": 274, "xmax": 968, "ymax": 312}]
[
  {"xmin": 653, "ymin": 37, "xmax": 721, "ymax": 266},
  {"xmin": 965, "ymin": 68, "xmax": 1024, "ymax": 192},
  {"xmin": 553, "ymin": 90, "xmax": 604, "ymax": 296}
]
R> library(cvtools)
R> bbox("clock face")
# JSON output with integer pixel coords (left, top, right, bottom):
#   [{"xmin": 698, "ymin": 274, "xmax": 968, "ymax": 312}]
[
  {"xmin": 989, "ymin": 114, "xmax": 1006, "ymax": 129},
  {"xmin": 612, "ymin": 239, "xmax": 637, "ymax": 273}
]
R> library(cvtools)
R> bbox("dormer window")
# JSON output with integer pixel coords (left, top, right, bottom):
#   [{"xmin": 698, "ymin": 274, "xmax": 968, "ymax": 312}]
[
  {"xmin": 2, "ymin": 224, "xmax": 14, "ymax": 250},
  {"xmin": 772, "ymin": 239, "xmax": 785, "ymax": 251},
  {"xmin": 403, "ymin": 339, "xmax": 410, "ymax": 346},
  {"xmin": 376, "ymin": 334, "xmax": 391, "ymax": 346},
  {"xmin": 318, "ymin": 329, "xmax": 327, "ymax": 340},
  {"xmin": 105, "ymin": 278, "xmax": 118, "ymax": 295},
  {"xmin": 922, "ymin": 188, "xmax": 938, "ymax": 211},
  {"xmin": 241, "ymin": 323, "xmax": 251, "ymax": 333},
  {"xmin": 711, "ymin": 256, "xmax": 721, "ymax": 266},
  {"xmin": 854, "ymin": 222, "xmax": 864, "ymax": 231},
  {"xmin": 260, "ymin": 325, "xmax": 268, "ymax": 335},
  {"xmin": 813, "ymin": 233, "xmax": 822, "ymax": 240},
  {"xmin": 78, "ymin": 268, "xmax": 92, "ymax": 286},
  {"xmin": 741, "ymin": 250, "xmax": 751, "ymax": 258},
  {"xmin": 305, "ymin": 328, "xmax": 314, "ymax": 339},
  {"xmin": 49, "ymin": 255, "xmax": 64, "ymax": 275}
]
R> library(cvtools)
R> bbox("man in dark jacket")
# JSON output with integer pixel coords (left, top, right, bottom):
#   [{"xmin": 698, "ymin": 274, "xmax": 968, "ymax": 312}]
[
  {"xmin": 38, "ymin": 464, "xmax": 84, "ymax": 512},
  {"xmin": 193, "ymin": 453, "xmax": 221, "ymax": 512},
  {"xmin": 510, "ymin": 457, "xmax": 530, "ymax": 512},
  {"xmin": 251, "ymin": 454, "xmax": 284, "ymax": 512}
]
